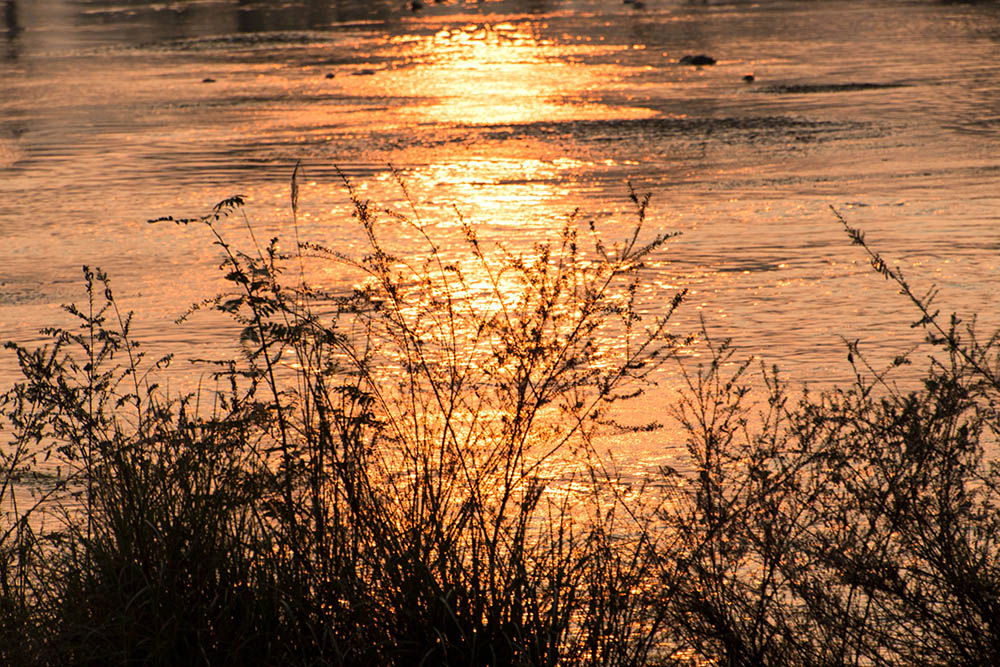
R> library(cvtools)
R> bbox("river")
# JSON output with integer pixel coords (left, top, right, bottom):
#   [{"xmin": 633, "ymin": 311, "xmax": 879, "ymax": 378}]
[{"xmin": 3, "ymin": 0, "xmax": 1000, "ymax": 463}]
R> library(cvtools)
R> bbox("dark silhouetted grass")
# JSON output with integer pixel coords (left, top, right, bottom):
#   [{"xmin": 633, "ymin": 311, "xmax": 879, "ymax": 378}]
[
  {"xmin": 2, "ymin": 176, "xmax": 1000, "ymax": 666},
  {"xmin": 1, "ymin": 172, "xmax": 683, "ymax": 665},
  {"xmin": 652, "ymin": 210, "xmax": 1000, "ymax": 666}
]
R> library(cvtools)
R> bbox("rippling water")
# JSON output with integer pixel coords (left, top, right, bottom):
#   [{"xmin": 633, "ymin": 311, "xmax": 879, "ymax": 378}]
[{"xmin": 3, "ymin": 0, "xmax": 1000, "ymax": 464}]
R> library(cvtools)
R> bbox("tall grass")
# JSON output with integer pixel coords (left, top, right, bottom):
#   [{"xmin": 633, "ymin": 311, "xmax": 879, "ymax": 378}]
[
  {"xmin": 0, "ymin": 172, "xmax": 683, "ymax": 665},
  {"xmin": 2, "ymin": 174, "xmax": 1000, "ymax": 666},
  {"xmin": 653, "ymin": 210, "xmax": 1000, "ymax": 666}
]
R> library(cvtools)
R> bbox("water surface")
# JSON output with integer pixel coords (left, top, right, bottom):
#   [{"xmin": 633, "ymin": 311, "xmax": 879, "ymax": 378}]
[{"xmin": 3, "ymin": 0, "xmax": 1000, "ymax": 465}]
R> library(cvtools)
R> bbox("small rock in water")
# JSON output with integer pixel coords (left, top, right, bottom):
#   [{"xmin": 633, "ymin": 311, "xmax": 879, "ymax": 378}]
[
  {"xmin": 742, "ymin": 73, "xmax": 755, "ymax": 83},
  {"xmin": 202, "ymin": 77, "xmax": 216, "ymax": 83},
  {"xmin": 325, "ymin": 72, "xmax": 335, "ymax": 79},
  {"xmin": 679, "ymin": 54, "xmax": 716, "ymax": 66}
]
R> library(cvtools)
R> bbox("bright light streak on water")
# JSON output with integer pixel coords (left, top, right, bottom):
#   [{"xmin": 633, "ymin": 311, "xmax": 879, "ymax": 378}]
[{"xmin": 3, "ymin": 0, "xmax": 1000, "ymax": 469}]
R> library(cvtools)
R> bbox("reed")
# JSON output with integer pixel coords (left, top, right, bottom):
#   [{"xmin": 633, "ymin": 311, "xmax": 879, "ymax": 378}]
[
  {"xmin": 0, "ymin": 172, "xmax": 683, "ymax": 665},
  {"xmin": 655, "ymin": 211, "xmax": 1000, "ymax": 666},
  {"xmin": 2, "ymin": 176, "xmax": 1000, "ymax": 666}
]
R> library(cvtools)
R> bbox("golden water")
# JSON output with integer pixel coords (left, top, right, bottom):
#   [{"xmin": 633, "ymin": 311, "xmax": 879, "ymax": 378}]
[{"xmin": 3, "ymin": 0, "xmax": 1000, "ymax": 471}]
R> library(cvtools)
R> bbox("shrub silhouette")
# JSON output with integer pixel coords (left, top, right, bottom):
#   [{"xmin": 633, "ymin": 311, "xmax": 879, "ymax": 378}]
[
  {"xmin": 2, "ymin": 176, "xmax": 1000, "ymax": 666},
  {"xmin": 1, "ymin": 172, "xmax": 683, "ymax": 665},
  {"xmin": 654, "ymin": 210, "xmax": 1000, "ymax": 666}
]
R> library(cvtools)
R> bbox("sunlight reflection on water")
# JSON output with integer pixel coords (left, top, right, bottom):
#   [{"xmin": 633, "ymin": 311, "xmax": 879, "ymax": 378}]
[{"xmin": 3, "ymin": 0, "xmax": 1000, "ymax": 469}]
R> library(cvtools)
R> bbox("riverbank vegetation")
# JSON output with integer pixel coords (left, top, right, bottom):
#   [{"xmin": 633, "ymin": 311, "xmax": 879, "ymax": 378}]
[{"xmin": 2, "ymin": 177, "xmax": 998, "ymax": 665}]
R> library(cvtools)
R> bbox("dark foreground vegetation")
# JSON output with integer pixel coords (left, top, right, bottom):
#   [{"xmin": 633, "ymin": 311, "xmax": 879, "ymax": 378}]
[{"xmin": 2, "ymin": 175, "xmax": 999, "ymax": 666}]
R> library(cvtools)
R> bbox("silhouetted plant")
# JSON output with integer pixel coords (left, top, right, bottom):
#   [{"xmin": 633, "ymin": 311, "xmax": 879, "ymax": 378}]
[
  {"xmin": 655, "ymin": 212, "xmax": 1000, "ymax": 666},
  {"xmin": 5, "ymin": 176, "xmax": 1000, "ymax": 667},
  {"xmin": 1, "ymin": 171, "xmax": 685, "ymax": 665}
]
